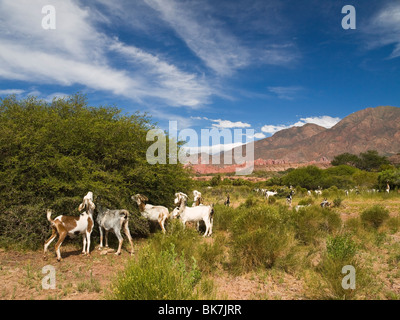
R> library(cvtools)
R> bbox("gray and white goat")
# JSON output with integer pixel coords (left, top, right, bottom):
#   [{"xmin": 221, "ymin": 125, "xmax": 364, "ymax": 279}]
[{"xmin": 96, "ymin": 197, "xmax": 134, "ymax": 255}]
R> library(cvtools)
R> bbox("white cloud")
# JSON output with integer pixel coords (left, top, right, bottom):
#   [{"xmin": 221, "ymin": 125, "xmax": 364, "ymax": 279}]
[
  {"xmin": 0, "ymin": 0, "xmax": 213, "ymax": 108},
  {"xmin": 364, "ymin": 3, "xmax": 400, "ymax": 59},
  {"xmin": 144, "ymin": 0, "xmax": 297, "ymax": 76},
  {"xmin": 293, "ymin": 116, "xmax": 341, "ymax": 129},
  {"xmin": 252, "ymin": 132, "xmax": 267, "ymax": 139},
  {"xmin": 144, "ymin": 0, "xmax": 249, "ymax": 76},
  {"xmin": 261, "ymin": 116, "xmax": 341, "ymax": 135},
  {"xmin": 261, "ymin": 124, "xmax": 291, "ymax": 134},
  {"xmin": 210, "ymin": 119, "xmax": 251, "ymax": 129},
  {"xmin": 0, "ymin": 89, "xmax": 25, "ymax": 95}
]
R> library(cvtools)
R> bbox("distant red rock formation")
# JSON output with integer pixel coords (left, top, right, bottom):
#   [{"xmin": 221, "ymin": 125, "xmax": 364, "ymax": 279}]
[{"xmin": 187, "ymin": 106, "xmax": 400, "ymax": 175}]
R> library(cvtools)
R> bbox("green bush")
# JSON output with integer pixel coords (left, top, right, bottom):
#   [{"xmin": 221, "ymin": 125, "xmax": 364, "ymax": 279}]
[
  {"xmin": 212, "ymin": 204, "xmax": 236, "ymax": 232},
  {"xmin": 0, "ymin": 94, "xmax": 192, "ymax": 249},
  {"xmin": 326, "ymin": 234, "xmax": 357, "ymax": 262},
  {"xmin": 307, "ymin": 234, "xmax": 372, "ymax": 300},
  {"xmin": 360, "ymin": 205, "xmax": 390, "ymax": 229},
  {"xmin": 298, "ymin": 197, "xmax": 314, "ymax": 206},
  {"xmin": 109, "ymin": 244, "xmax": 202, "ymax": 300},
  {"xmin": 290, "ymin": 206, "xmax": 341, "ymax": 245},
  {"xmin": 333, "ymin": 198, "xmax": 343, "ymax": 208},
  {"xmin": 230, "ymin": 205, "xmax": 295, "ymax": 272}
]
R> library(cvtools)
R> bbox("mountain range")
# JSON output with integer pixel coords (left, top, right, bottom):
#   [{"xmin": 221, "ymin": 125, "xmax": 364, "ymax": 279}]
[{"xmin": 189, "ymin": 106, "xmax": 400, "ymax": 174}]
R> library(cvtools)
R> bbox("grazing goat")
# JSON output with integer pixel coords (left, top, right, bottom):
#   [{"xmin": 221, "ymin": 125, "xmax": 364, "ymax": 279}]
[
  {"xmin": 224, "ymin": 194, "xmax": 230, "ymax": 207},
  {"xmin": 44, "ymin": 192, "xmax": 95, "ymax": 262},
  {"xmin": 286, "ymin": 190, "xmax": 295, "ymax": 206},
  {"xmin": 96, "ymin": 198, "xmax": 134, "ymax": 256},
  {"xmin": 315, "ymin": 190, "xmax": 322, "ymax": 196},
  {"xmin": 265, "ymin": 190, "xmax": 277, "ymax": 200},
  {"xmin": 192, "ymin": 190, "xmax": 202, "ymax": 207},
  {"xmin": 131, "ymin": 194, "xmax": 169, "ymax": 233},
  {"xmin": 172, "ymin": 192, "xmax": 213, "ymax": 237},
  {"xmin": 320, "ymin": 198, "xmax": 331, "ymax": 208}
]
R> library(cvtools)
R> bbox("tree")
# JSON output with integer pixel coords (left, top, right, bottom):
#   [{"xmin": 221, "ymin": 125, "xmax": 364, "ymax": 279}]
[
  {"xmin": 358, "ymin": 150, "xmax": 390, "ymax": 172},
  {"xmin": 0, "ymin": 94, "xmax": 193, "ymax": 249},
  {"xmin": 332, "ymin": 151, "xmax": 389, "ymax": 172},
  {"xmin": 331, "ymin": 153, "xmax": 360, "ymax": 167}
]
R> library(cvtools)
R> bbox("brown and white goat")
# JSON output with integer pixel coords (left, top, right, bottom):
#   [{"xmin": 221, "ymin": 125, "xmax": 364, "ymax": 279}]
[
  {"xmin": 43, "ymin": 192, "xmax": 95, "ymax": 262},
  {"xmin": 131, "ymin": 194, "xmax": 169, "ymax": 233}
]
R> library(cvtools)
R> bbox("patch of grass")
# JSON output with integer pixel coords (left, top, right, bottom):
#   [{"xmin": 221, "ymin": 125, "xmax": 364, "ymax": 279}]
[
  {"xmin": 290, "ymin": 206, "xmax": 341, "ymax": 245},
  {"xmin": 306, "ymin": 234, "xmax": 373, "ymax": 300},
  {"xmin": 361, "ymin": 205, "xmax": 390, "ymax": 229},
  {"xmin": 77, "ymin": 271, "xmax": 101, "ymax": 293},
  {"xmin": 230, "ymin": 205, "xmax": 296, "ymax": 273},
  {"xmin": 326, "ymin": 234, "xmax": 357, "ymax": 261},
  {"xmin": 108, "ymin": 244, "xmax": 204, "ymax": 300}
]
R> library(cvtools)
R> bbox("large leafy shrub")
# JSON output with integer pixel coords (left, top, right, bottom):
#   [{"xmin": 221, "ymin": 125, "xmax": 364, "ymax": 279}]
[{"xmin": 0, "ymin": 94, "xmax": 192, "ymax": 249}]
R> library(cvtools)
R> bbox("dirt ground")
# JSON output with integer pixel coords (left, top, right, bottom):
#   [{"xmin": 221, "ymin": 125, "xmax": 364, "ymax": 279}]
[
  {"xmin": 1, "ymin": 196, "xmax": 399, "ymax": 300},
  {"xmin": 0, "ymin": 242, "xmax": 306, "ymax": 300}
]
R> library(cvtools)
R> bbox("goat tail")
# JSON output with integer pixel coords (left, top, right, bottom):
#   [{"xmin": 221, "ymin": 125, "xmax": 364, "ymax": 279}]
[
  {"xmin": 120, "ymin": 209, "xmax": 130, "ymax": 220},
  {"xmin": 46, "ymin": 209, "xmax": 54, "ymax": 225}
]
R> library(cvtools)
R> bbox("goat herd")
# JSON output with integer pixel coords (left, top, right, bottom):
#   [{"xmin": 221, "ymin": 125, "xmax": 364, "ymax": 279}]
[
  {"xmin": 43, "ymin": 190, "xmax": 214, "ymax": 262},
  {"xmin": 43, "ymin": 184, "xmax": 392, "ymax": 262}
]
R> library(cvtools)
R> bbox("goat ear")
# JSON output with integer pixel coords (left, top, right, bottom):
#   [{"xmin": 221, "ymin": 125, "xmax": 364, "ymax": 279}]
[
  {"xmin": 78, "ymin": 202, "xmax": 85, "ymax": 211},
  {"xmin": 88, "ymin": 200, "xmax": 96, "ymax": 210}
]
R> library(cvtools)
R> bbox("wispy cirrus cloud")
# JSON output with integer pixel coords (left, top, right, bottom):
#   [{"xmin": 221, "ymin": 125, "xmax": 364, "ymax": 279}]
[
  {"xmin": 267, "ymin": 86, "xmax": 304, "ymax": 100},
  {"xmin": 0, "ymin": 0, "xmax": 213, "ymax": 109},
  {"xmin": 364, "ymin": 3, "xmax": 400, "ymax": 59},
  {"xmin": 144, "ymin": 0, "xmax": 298, "ymax": 76}
]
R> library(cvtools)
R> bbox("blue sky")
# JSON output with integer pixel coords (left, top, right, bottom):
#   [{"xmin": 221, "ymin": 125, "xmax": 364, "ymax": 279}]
[{"xmin": 1, "ymin": 0, "xmax": 400, "ymax": 152}]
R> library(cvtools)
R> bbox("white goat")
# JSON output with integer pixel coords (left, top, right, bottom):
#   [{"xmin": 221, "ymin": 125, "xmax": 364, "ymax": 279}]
[
  {"xmin": 192, "ymin": 190, "xmax": 202, "ymax": 207},
  {"xmin": 172, "ymin": 192, "xmax": 213, "ymax": 237},
  {"xmin": 386, "ymin": 183, "xmax": 390, "ymax": 193},
  {"xmin": 44, "ymin": 192, "xmax": 95, "ymax": 262},
  {"xmin": 131, "ymin": 194, "xmax": 169, "ymax": 233},
  {"xmin": 264, "ymin": 190, "xmax": 277, "ymax": 200},
  {"xmin": 315, "ymin": 190, "xmax": 322, "ymax": 196}
]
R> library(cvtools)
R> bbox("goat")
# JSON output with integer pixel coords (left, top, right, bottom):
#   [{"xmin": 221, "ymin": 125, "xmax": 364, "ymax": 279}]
[
  {"xmin": 224, "ymin": 194, "xmax": 230, "ymax": 207},
  {"xmin": 131, "ymin": 194, "xmax": 169, "ymax": 233},
  {"xmin": 286, "ymin": 190, "xmax": 294, "ymax": 206},
  {"xmin": 320, "ymin": 198, "xmax": 331, "ymax": 208},
  {"xmin": 264, "ymin": 190, "xmax": 277, "ymax": 200},
  {"xmin": 315, "ymin": 190, "xmax": 322, "ymax": 196},
  {"xmin": 44, "ymin": 192, "xmax": 95, "ymax": 262},
  {"xmin": 192, "ymin": 190, "xmax": 202, "ymax": 207},
  {"xmin": 96, "ymin": 197, "xmax": 134, "ymax": 256},
  {"xmin": 386, "ymin": 182, "xmax": 390, "ymax": 194},
  {"xmin": 172, "ymin": 192, "xmax": 213, "ymax": 237}
]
